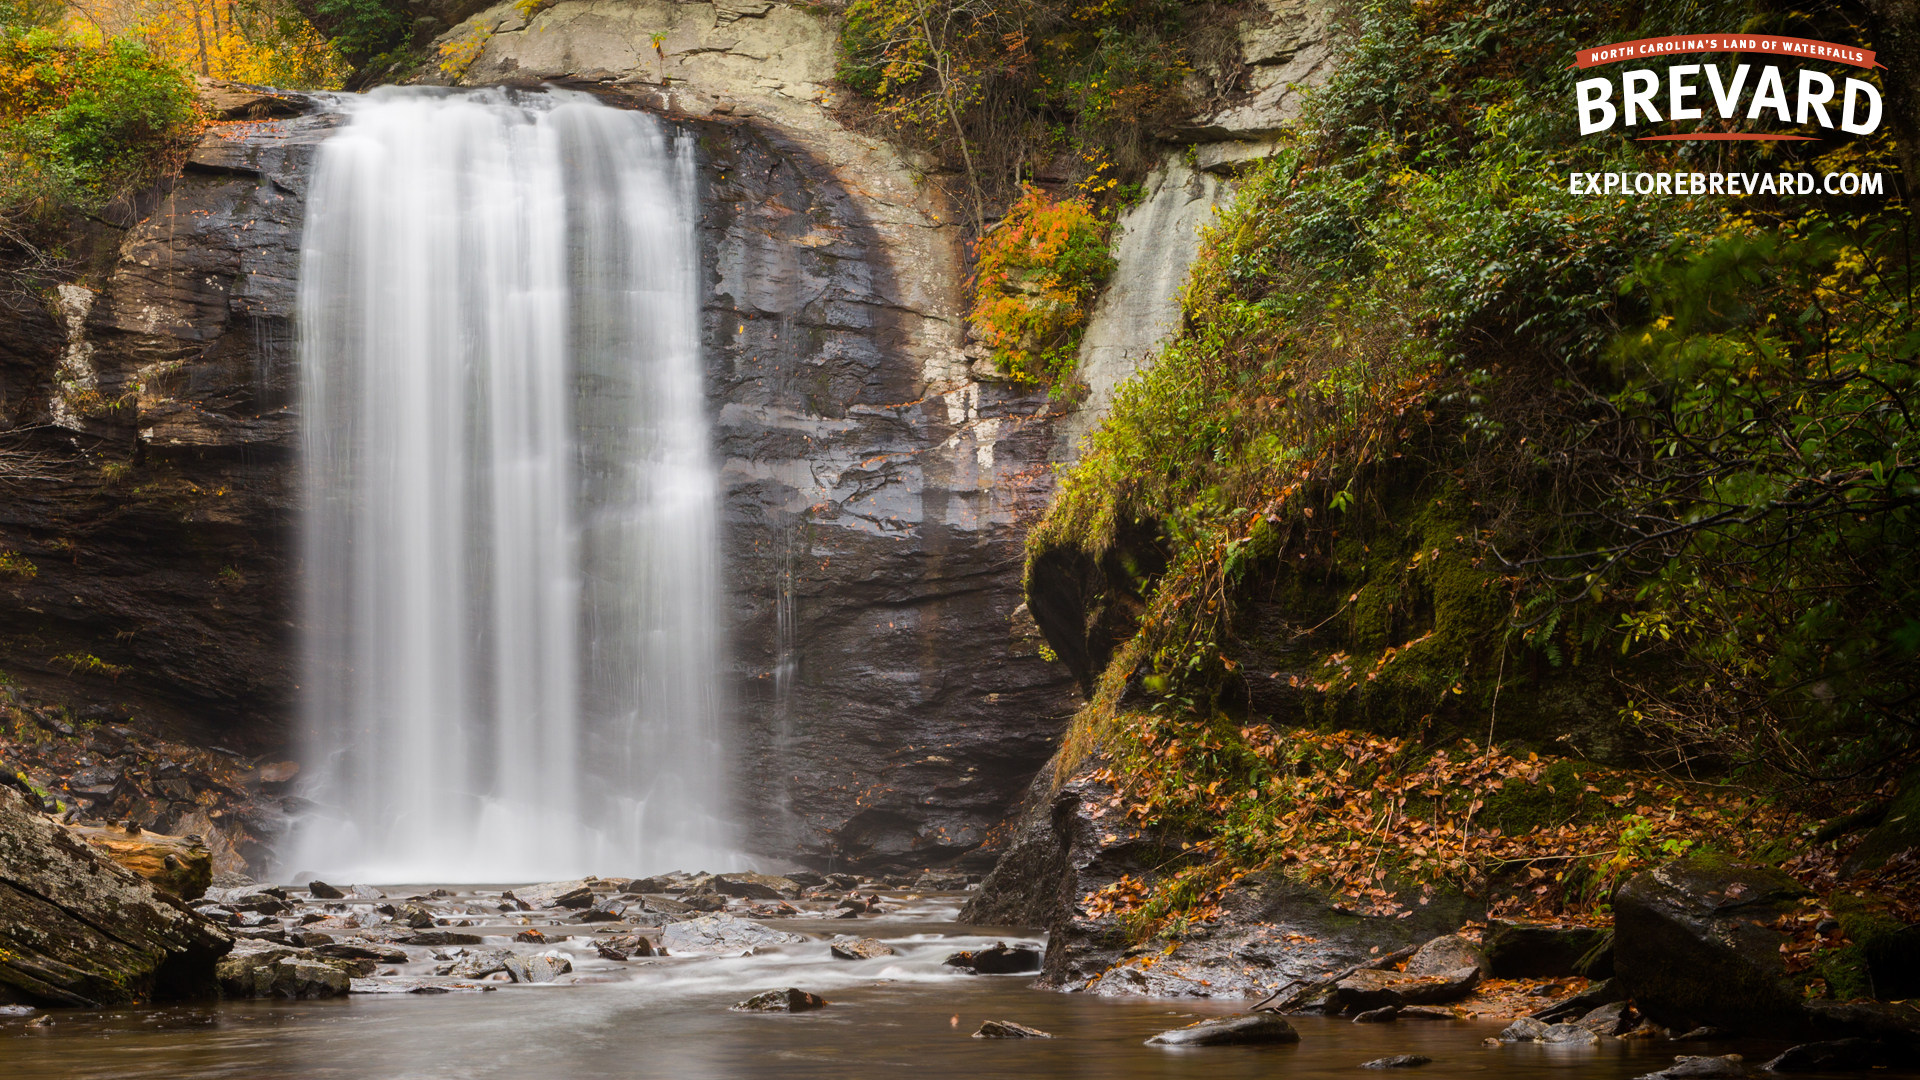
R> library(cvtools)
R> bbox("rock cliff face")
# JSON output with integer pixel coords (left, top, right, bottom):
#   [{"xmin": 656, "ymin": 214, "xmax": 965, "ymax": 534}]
[
  {"xmin": 0, "ymin": 109, "xmax": 334, "ymax": 750},
  {"xmin": 0, "ymin": 0, "xmax": 1331, "ymax": 876}
]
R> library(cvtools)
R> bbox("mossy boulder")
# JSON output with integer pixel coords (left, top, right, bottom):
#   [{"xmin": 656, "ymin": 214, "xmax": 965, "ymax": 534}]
[
  {"xmin": 1613, "ymin": 854, "xmax": 1816, "ymax": 1037},
  {"xmin": 1816, "ymin": 895, "xmax": 1920, "ymax": 1002},
  {"xmin": 1843, "ymin": 768, "xmax": 1920, "ymax": 876},
  {"xmin": 0, "ymin": 786, "xmax": 232, "ymax": 1006}
]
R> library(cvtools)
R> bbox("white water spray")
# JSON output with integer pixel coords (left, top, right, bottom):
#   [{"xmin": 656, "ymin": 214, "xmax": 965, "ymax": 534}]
[{"xmin": 288, "ymin": 87, "xmax": 732, "ymax": 882}]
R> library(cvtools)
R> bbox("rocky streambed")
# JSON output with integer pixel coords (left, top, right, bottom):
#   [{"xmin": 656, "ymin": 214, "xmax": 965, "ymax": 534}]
[{"xmin": 6, "ymin": 827, "xmax": 1914, "ymax": 1080}]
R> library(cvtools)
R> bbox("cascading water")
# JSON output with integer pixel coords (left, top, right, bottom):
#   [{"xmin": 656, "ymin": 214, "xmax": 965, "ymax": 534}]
[{"xmin": 287, "ymin": 87, "xmax": 733, "ymax": 882}]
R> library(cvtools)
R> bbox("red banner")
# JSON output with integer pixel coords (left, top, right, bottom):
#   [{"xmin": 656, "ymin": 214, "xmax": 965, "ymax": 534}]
[{"xmin": 1575, "ymin": 35, "xmax": 1879, "ymax": 70}]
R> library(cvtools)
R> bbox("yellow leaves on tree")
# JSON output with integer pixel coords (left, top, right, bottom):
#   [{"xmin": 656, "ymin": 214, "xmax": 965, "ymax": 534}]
[
  {"xmin": 967, "ymin": 183, "xmax": 1113, "ymax": 385},
  {"xmin": 62, "ymin": 0, "xmax": 348, "ymax": 89}
]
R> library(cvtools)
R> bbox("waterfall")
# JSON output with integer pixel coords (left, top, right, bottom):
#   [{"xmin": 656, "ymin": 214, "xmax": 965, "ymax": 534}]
[{"xmin": 287, "ymin": 87, "xmax": 732, "ymax": 883}]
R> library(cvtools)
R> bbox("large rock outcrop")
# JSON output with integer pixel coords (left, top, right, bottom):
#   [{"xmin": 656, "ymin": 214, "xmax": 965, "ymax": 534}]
[
  {"xmin": 1615, "ymin": 855, "xmax": 1920, "ymax": 1047},
  {"xmin": 2, "ymin": 0, "xmax": 1338, "ymax": 876},
  {"xmin": 0, "ymin": 106, "xmax": 334, "ymax": 751},
  {"xmin": 960, "ymin": 762, "xmax": 1480, "ymax": 996},
  {"xmin": 0, "ymin": 786, "xmax": 232, "ymax": 1006}
]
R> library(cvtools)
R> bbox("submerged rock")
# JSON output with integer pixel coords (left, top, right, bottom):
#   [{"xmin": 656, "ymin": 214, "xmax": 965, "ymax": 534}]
[
  {"xmin": 1761, "ymin": 1039, "xmax": 1892, "ymax": 1072},
  {"xmin": 973, "ymin": 1019, "xmax": 1053, "ymax": 1038},
  {"xmin": 829, "ymin": 935, "xmax": 894, "ymax": 960},
  {"xmin": 349, "ymin": 978, "xmax": 495, "ymax": 994},
  {"xmin": 943, "ymin": 942, "xmax": 1043, "ymax": 974},
  {"xmin": 1637, "ymin": 1055, "xmax": 1747, "ymax": 1079},
  {"xmin": 661, "ymin": 914, "xmax": 802, "ymax": 955},
  {"xmin": 1145, "ymin": 1012, "xmax": 1301, "ymax": 1046},
  {"xmin": 401, "ymin": 930, "xmax": 484, "ymax": 947},
  {"xmin": 1362, "ymin": 1055, "xmax": 1433, "ymax": 1068},
  {"xmin": 731, "ymin": 988, "xmax": 827, "ymax": 1012}
]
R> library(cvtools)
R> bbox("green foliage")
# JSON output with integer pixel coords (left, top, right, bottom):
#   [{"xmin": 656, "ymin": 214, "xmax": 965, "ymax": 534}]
[
  {"xmin": 0, "ymin": 29, "xmax": 199, "ymax": 206},
  {"xmin": 312, "ymin": 0, "xmax": 409, "ymax": 71},
  {"xmin": 834, "ymin": 0, "xmax": 1208, "ymax": 219},
  {"xmin": 0, "ymin": 0, "xmax": 61, "ymax": 30},
  {"xmin": 1029, "ymin": 0, "xmax": 1912, "ymax": 801},
  {"xmin": 53, "ymin": 651, "xmax": 123, "ymax": 679},
  {"xmin": 0, "ymin": 550, "xmax": 35, "ymax": 579}
]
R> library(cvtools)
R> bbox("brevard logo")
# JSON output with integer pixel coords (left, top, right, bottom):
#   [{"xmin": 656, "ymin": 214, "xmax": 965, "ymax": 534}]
[{"xmin": 1567, "ymin": 33, "xmax": 1886, "ymax": 197}]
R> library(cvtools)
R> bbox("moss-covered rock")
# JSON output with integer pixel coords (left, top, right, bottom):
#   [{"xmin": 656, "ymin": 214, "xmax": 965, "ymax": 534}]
[
  {"xmin": 1843, "ymin": 768, "xmax": 1920, "ymax": 877},
  {"xmin": 0, "ymin": 786, "xmax": 231, "ymax": 1006},
  {"xmin": 1613, "ymin": 855, "xmax": 1815, "ymax": 1037}
]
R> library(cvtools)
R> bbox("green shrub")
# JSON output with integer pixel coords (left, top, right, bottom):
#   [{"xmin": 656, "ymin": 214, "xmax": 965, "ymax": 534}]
[{"xmin": 0, "ymin": 29, "xmax": 199, "ymax": 206}]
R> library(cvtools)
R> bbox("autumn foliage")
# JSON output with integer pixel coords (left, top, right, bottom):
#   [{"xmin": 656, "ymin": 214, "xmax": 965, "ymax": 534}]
[
  {"xmin": 60, "ymin": 0, "xmax": 348, "ymax": 88},
  {"xmin": 0, "ymin": 27, "xmax": 198, "ymax": 203},
  {"xmin": 1078, "ymin": 718, "xmax": 1810, "ymax": 939},
  {"xmin": 967, "ymin": 184, "xmax": 1113, "ymax": 384}
]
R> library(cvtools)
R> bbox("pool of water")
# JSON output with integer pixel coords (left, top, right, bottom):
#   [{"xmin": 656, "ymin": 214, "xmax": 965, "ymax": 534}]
[{"xmin": 1, "ymin": 902, "xmax": 1771, "ymax": 1080}]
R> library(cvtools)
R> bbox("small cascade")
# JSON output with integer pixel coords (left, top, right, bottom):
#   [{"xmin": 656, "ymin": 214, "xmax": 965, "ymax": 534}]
[{"xmin": 288, "ymin": 87, "xmax": 732, "ymax": 881}]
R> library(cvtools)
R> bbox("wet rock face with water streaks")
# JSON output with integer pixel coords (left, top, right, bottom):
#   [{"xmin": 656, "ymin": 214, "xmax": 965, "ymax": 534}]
[
  {"xmin": 0, "ymin": 69, "xmax": 1079, "ymax": 874},
  {"xmin": 0, "ymin": 107, "xmax": 335, "ymax": 760},
  {"xmin": 680, "ymin": 110, "xmax": 1077, "ymax": 872}
]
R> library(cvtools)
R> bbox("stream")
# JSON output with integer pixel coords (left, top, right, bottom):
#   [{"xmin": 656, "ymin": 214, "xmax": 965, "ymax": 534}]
[{"xmin": 2, "ymin": 887, "xmax": 1767, "ymax": 1080}]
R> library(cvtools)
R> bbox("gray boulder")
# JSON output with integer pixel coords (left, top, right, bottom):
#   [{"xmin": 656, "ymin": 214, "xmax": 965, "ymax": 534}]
[
  {"xmin": 1614, "ymin": 856, "xmax": 1816, "ymax": 1038},
  {"xmin": 1405, "ymin": 934, "xmax": 1487, "ymax": 977},
  {"xmin": 1362, "ymin": 1055, "xmax": 1432, "ymax": 1068},
  {"xmin": 829, "ymin": 935, "xmax": 894, "ymax": 960},
  {"xmin": 1499, "ymin": 1017, "xmax": 1551, "ymax": 1042},
  {"xmin": 215, "ymin": 939, "xmax": 351, "ymax": 999},
  {"xmin": 1335, "ymin": 965, "xmax": 1480, "ymax": 1010},
  {"xmin": 711, "ymin": 873, "xmax": 798, "ymax": 900},
  {"xmin": 515, "ymin": 880, "xmax": 595, "ymax": 909},
  {"xmin": 1541, "ymin": 1023, "xmax": 1601, "ymax": 1045},
  {"xmin": 974, "ymin": 1019, "xmax": 1052, "ymax": 1038},
  {"xmin": 731, "ymin": 987, "xmax": 827, "ymax": 1012},
  {"xmin": 661, "ymin": 914, "xmax": 802, "ymax": 955},
  {"xmin": 501, "ymin": 952, "xmax": 572, "ymax": 984}
]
